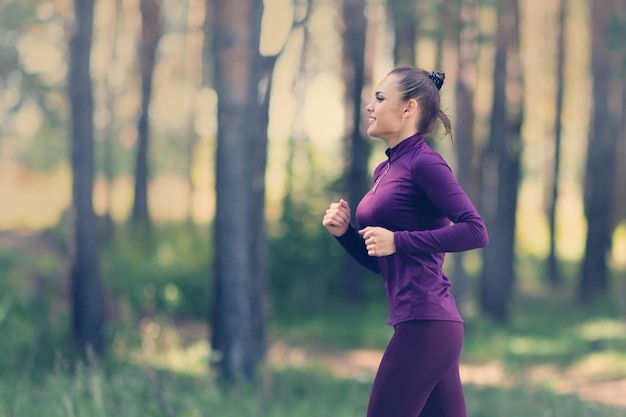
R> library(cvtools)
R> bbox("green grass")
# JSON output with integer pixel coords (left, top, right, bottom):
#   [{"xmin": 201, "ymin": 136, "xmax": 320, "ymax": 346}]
[
  {"xmin": 1, "ymin": 226, "xmax": 626, "ymax": 417},
  {"xmin": 1, "ymin": 363, "xmax": 624, "ymax": 417}
]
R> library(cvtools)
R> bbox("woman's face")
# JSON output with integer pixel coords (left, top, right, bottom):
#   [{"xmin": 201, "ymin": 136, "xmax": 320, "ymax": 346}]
[{"xmin": 365, "ymin": 74, "xmax": 413, "ymax": 145}]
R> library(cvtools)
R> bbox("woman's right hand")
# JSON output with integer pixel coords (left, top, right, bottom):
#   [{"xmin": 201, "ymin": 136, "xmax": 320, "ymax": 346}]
[{"xmin": 322, "ymin": 199, "xmax": 351, "ymax": 237}]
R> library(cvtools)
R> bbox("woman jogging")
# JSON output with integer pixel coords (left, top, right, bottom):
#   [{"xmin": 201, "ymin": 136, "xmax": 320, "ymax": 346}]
[{"xmin": 322, "ymin": 67, "xmax": 489, "ymax": 417}]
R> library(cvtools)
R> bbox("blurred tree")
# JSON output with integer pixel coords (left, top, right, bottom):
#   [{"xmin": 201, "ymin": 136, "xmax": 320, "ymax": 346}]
[
  {"xmin": 389, "ymin": 0, "xmax": 417, "ymax": 66},
  {"xmin": 615, "ymin": 81, "xmax": 626, "ymax": 233},
  {"xmin": 450, "ymin": 0, "xmax": 480, "ymax": 306},
  {"xmin": 131, "ymin": 0, "xmax": 162, "ymax": 229},
  {"xmin": 178, "ymin": 0, "xmax": 205, "ymax": 223},
  {"xmin": 98, "ymin": 0, "xmax": 125, "ymax": 239},
  {"xmin": 479, "ymin": 0, "xmax": 524, "ymax": 323},
  {"xmin": 68, "ymin": 0, "xmax": 105, "ymax": 355},
  {"xmin": 340, "ymin": 0, "xmax": 371, "ymax": 304},
  {"xmin": 579, "ymin": 0, "xmax": 625, "ymax": 301},
  {"xmin": 283, "ymin": 0, "xmax": 312, "ymax": 214},
  {"xmin": 433, "ymin": 0, "xmax": 449, "ymax": 71},
  {"xmin": 209, "ymin": 0, "xmax": 271, "ymax": 382},
  {"xmin": 546, "ymin": 0, "xmax": 567, "ymax": 287}
]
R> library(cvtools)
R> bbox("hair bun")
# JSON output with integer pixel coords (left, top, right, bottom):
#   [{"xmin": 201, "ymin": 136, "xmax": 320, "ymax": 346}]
[{"xmin": 429, "ymin": 71, "xmax": 444, "ymax": 90}]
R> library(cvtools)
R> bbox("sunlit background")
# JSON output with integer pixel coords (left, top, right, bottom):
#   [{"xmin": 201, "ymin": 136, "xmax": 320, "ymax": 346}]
[
  {"xmin": 2, "ymin": 0, "xmax": 624, "ymax": 267},
  {"xmin": 1, "ymin": 0, "xmax": 626, "ymax": 414}
]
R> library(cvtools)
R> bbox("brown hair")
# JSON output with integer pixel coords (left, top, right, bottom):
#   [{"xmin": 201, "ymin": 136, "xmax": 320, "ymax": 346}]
[{"xmin": 388, "ymin": 67, "xmax": 452, "ymax": 140}]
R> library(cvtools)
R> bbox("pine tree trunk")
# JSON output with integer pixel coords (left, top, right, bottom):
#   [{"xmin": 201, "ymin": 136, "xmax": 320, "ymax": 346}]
[
  {"xmin": 389, "ymin": 0, "xmax": 417, "ymax": 66},
  {"xmin": 210, "ymin": 0, "xmax": 264, "ymax": 382},
  {"xmin": 479, "ymin": 0, "xmax": 523, "ymax": 323},
  {"xmin": 341, "ymin": 0, "xmax": 370, "ymax": 304},
  {"xmin": 132, "ymin": 0, "xmax": 161, "ymax": 228},
  {"xmin": 546, "ymin": 0, "xmax": 567, "ymax": 287},
  {"xmin": 68, "ymin": 0, "xmax": 105, "ymax": 356},
  {"xmin": 452, "ymin": 0, "xmax": 479, "ymax": 307},
  {"xmin": 579, "ymin": 0, "xmax": 622, "ymax": 301}
]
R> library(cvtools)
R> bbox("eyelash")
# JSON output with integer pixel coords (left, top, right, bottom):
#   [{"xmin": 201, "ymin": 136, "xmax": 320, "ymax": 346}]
[{"xmin": 376, "ymin": 96, "xmax": 384, "ymax": 102}]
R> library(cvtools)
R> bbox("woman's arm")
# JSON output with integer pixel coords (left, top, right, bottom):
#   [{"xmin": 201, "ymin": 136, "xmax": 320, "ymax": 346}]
[
  {"xmin": 394, "ymin": 154, "xmax": 489, "ymax": 254},
  {"xmin": 336, "ymin": 225, "xmax": 381, "ymax": 274}
]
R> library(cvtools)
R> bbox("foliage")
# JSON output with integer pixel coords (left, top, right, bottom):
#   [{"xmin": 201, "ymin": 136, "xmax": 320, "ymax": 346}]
[
  {"xmin": 0, "ymin": 249, "xmax": 71, "ymax": 375},
  {"xmin": 268, "ymin": 204, "xmax": 347, "ymax": 315},
  {"xmin": 0, "ymin": 0, "xmax": 67, "ymax": 171},
  {"xmin": 100, "ymin": 223, "xmax": 212, "ymax": 320},
  {"xmin": 267, "ymin": 160, "xmax": 386, "ymax": 316}
]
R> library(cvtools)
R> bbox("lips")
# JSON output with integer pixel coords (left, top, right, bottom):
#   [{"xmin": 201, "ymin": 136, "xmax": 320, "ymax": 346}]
[{"xmin": 368, "ymin": 117, "xmax": 376, "ymax": 124}]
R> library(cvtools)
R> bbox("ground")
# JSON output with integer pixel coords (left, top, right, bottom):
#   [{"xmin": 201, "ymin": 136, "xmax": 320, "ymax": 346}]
[{"xmin": 1, "ymin": 229, "xmax": 625, "ymax": 411}]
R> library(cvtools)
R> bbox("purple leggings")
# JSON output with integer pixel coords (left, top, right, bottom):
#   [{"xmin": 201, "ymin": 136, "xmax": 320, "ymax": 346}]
[{"xmin": 366, "ymin": 320, "xmax": 466, "ymax": 417}]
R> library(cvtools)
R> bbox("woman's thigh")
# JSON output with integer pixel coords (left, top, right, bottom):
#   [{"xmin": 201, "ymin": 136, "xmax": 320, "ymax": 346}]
[{"xmin": 366, "ymin": 320, "xmax": 465, "ymax": 417}]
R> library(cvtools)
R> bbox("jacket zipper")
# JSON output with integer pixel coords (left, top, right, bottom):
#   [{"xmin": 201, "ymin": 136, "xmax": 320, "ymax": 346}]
[{"xmin": 372, "ymin": 161, "xmax": 390, "ymax": 193}]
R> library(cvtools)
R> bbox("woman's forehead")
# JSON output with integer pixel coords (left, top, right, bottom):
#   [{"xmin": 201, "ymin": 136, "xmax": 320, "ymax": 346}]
[{"xmin": 376, "ymin": 74, "xmax": 400, "ymax": 93}]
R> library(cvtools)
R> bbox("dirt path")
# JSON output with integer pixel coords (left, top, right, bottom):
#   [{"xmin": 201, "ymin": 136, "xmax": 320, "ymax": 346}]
[{"xmin": 268, "ymin": 341, "xmax": 626, "ymax": 410}]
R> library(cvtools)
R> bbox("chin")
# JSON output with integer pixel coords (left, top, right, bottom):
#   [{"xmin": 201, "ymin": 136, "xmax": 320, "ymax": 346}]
[{"xmin": 367, "ymin": 130, "xmax": 384, "ymax": 141}]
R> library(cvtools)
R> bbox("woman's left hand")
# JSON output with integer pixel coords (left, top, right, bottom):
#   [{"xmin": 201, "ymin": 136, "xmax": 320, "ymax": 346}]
[{"xmin": 359, "ymin": 226, "xmax": 396, "ymax": 257}]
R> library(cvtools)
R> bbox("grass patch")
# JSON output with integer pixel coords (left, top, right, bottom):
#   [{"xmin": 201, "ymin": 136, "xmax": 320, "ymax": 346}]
[
  {"xmin": 1, "ymin": 224, "xmax": 625, "ymax": 416},
  {"xmin": 0, "ymin": 363, "xmax": 623, "ymax": 417}
]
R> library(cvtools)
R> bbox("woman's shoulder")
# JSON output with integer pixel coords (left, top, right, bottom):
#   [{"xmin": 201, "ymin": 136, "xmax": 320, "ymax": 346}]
[{"xmin": 409, "ymin": 142, "xmax": 451, "ymax": 171}]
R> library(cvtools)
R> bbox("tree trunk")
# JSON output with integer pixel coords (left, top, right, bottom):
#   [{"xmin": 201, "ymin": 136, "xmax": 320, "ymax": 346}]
[
  {"xmin": 68, "ymin": 0, "xmax": 105, "ymax": 356},
  {"xmin": 285, "ymin": 5, "xmax": 312, "ymax": 206},
  {"xmin": 249, "ymin": 50, "xmax": 277, "ymax": 373},
  {"xmin": 618, "ymin": 81, "xmax": 626, "ymax": 321},
  {"xmin": 614, "ymin": 78, "xmax": 626, "ymax": 232},
  {"xmin": 579, "ymin": 0, "xmax": 622, "ymax": 301},
  {"xmin": 210, "ymin": 0, "xmax": 264, "ymax": 382},
  {"xmin": 389, "ymin": 0, "xmax": 416, "ymax": 66},
  {"xmin": 181, "ymin": 0, "xmax": 205, "ymax": 223},
  {"xmin": 99, "ymin": 0, "xmax": 125, "ymax": 241},
  {"xmin": 479, "ymin": 0, "xmax": 523, "ymax": 323},
  {"xmin": 341, "ymin": 0, "xmax": 370, "ymax": 304},
  {"xmin": 546, "ymin": 0, "xmax": 567, "ymax": 287},
  {"xmin": 132, "ymin": 0, "xmax": 161, "ymax": 228},
  {"xmin": 452, "ymin": 0, "xmax": 479, "ymax": 307}
]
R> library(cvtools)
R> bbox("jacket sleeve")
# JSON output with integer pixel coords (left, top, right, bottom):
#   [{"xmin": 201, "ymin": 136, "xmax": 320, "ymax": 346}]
[
  {"xmin": 335, "ymin": 225, "xmax": 381, "ymax": 274},
  {"xmin": 394, "ymin": 154, "xmax": 489, "ymax": 254}
]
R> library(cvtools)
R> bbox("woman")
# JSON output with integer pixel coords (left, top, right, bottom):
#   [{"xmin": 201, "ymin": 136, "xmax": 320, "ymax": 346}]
[{"xmin": 322, "ymin": 67, "xmax": 488, "ymax": 417}]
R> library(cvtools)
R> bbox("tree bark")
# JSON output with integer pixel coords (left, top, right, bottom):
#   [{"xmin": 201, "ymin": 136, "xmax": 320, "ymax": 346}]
[
  {"xmin": 210, "ymin": 0, "xmax": 264, "ymax": 382},
  {"xmin": 389, "ymin": 0, "xmax": 417, "ymax": 66},
  {"xmin": 479, "ymin": 0, "xmax": 523, "ymax": 323},
  {"xmin": 68, "ymin": 0, "xmax": 105, "ymax": 356},
  {"xmin": 99, "ymin": 0, "xmax": 125, "ymax": 241},
  {"xmin": 452, "ymin": 0, "xmax": 479, "ymax": 306},
  {"xmin": 132, "ymin": 0, "xmax": 162, "ymax": 228},
  {"xmin": 341, "ymin": 0, "xmax": 370, "ymax": 304},
  {"xmin": 579, "ymin": 0, "xmax": 622, "ymax": 301},
  {"xmin": 546, "ymin": 0, "xmax": 567, "ymax": 287}
]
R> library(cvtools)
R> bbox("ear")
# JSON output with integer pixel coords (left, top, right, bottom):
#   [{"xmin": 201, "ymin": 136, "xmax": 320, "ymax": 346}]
[{"xmin": 403, "ymin": 99, "xmax": 418, "ymax": 117}]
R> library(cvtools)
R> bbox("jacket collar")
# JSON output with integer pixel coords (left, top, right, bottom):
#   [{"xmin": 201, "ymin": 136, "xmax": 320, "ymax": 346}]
[{"xmin": 385, "ymin": 133, "xmax": 424, "ymax": 161}]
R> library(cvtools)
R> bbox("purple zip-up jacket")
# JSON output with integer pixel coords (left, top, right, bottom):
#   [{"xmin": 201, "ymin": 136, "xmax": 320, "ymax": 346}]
[{"xmin": 336, "ymin": 134, "xmax": 488, "ymax": 325}]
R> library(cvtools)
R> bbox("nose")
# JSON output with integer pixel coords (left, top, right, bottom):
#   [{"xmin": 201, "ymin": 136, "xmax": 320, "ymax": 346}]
[{"xmin": 365, "ymin": 100, "xmax": 374, "ymax": 113}]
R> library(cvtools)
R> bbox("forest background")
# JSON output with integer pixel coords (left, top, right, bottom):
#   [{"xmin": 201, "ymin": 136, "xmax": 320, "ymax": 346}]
[{"xmin": 1, "ymin": 0, "xmax": 626, "ymax": 416}]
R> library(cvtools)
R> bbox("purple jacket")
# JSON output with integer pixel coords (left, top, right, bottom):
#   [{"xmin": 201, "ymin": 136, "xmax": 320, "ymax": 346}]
[{"xmin": 336, "ymin": 134, "xmax": 488, "ymax": 325}]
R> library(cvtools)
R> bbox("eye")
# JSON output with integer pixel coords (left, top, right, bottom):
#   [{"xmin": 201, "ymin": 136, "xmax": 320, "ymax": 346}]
[{"xmin": 375, "ymin": 95, "xmax": 384, "ymax": 102}]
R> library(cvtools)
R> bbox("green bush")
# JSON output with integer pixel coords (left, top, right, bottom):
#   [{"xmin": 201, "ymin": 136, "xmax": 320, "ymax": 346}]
[{"xmin": 101, "ymin": 223, "xmax": 212, "ymax": 320}]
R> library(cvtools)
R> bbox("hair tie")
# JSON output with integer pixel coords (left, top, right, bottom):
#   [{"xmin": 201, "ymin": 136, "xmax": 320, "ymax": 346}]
[{"xmin": 429, "ymin": 71, "xmax": 444, "ymax": 90}]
